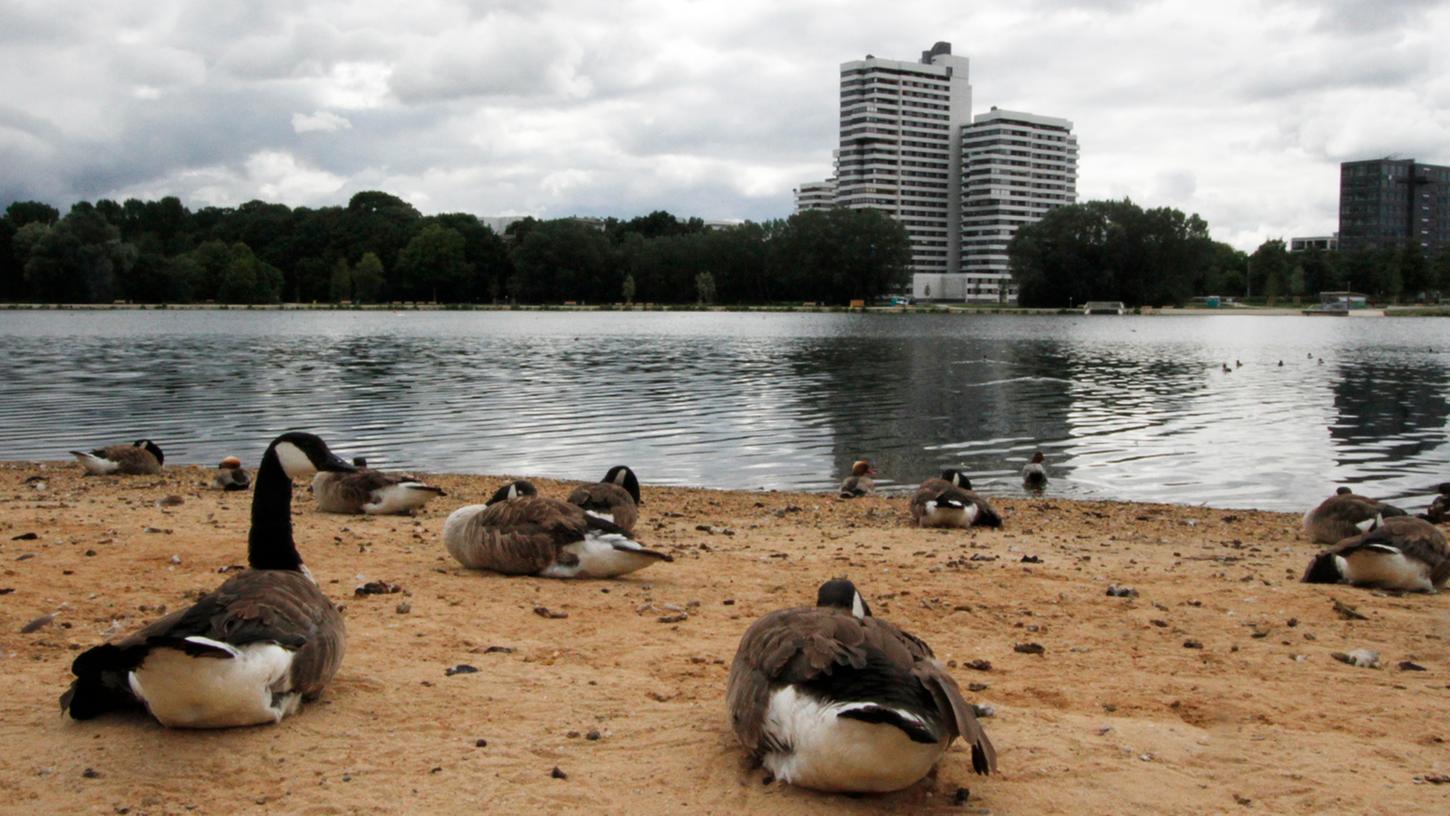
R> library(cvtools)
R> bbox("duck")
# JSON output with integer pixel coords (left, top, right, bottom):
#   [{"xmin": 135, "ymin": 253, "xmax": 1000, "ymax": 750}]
[
  {"xmin": 311, "ymin": 459, "xmax": 446, "ymax": 515},
  {"xmin": 211, "ymin": 456, "xmax": 251, "ymax": 491},
  {"xmin": 838, "ymin": 460, "xmax": 876, "ymax": 498},
  {"xmin": 70, "ymin": 440, "xmax": 164, "ymax": 475},
  {"xmin": 1021, "ymin": 451, "xmax": 1048, "ymax": 491},
  {"xmin": 442, "ymin": 483, "xmax": 671, "ymax": 578},
  {"xmin": 725, "ymin": 578, "xmax": 995, "ymax": 793},
  {"xmin": 1303, "ymin": 487, "xmax": 1408, "ymax": 544},
  {"xmin": 1302, "ymin": 516, "xmax": 1449, "ymax": 592},
  {"xmin": 911, "ymin": 469, "xmax": 1002, "ymax": 528},
  {"xmin": 567, "ymin": 465, "xmax": 641, "ymax": 534},
  {"xmin": 60, "ymin": 432, "xmax": 355, "ymax": 727},
  {"xmin": 1419, "ymin": 483, "xmax": 1450, "ymax": 524}
]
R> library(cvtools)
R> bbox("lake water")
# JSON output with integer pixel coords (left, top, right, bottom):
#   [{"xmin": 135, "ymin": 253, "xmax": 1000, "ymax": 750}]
[{"xmin": 1, "ymin": 309, "xmax": 1447, "ymax": 512}]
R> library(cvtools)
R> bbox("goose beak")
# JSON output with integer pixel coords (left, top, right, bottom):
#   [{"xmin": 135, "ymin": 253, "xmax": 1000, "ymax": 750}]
[{"xmin": 320, "ymin": 453, "xmax": 357, "ymax": 473}]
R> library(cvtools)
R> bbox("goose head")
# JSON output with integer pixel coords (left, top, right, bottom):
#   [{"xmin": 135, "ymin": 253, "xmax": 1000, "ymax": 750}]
[
  {"xmin": 487, "ymin": 480, "xmax": 537, "ymax": 504},
  {"xmin": 1301, "ymin": 550, "xmax": 1344, "ymax": 584},
  {"xmin": 940, "ymin": 469, "xmax": 972, "ymax": 489},
  {"xmin": 604, "ymin": 465, "xmax": 642, "ymax": 504},
  {"xmin": 134, "ymin": 439, "xmax": 164, "ymax": 466},
  {"xmin": 1438, "ymin": 483, "xmax": 1450, "ymax": 496},
  {"xmin": 269, "ymin": 432, "xmax": 354, "ymax": 480},
  {"xmin": 816, "ymin": 578, "xmax": 871, "ymax": 619},
  {"xmin": 352, "ymin": 456, "xmax": 369, "ymax": 469},
  {"xmin": 1335, "ymin": 486, "xmax": 1353, "ymax": 496}
]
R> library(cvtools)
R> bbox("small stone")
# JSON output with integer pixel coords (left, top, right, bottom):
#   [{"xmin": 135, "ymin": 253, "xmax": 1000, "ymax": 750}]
[
  {"xmin": 355, "ymin": 580, "xmax": 402, "ymax": 596},
  {"xmin": 1398, "ymin": 661, "xmax": 1427, "ymax": 671},
  {"xmin": 155, "ymin": 495, "xmax": 185, "ymax": 507},
  {"xmin": 1106, "ymin": 585, "xmax": 1138, "ymax": 598},
  {"xmin": 952, "ymin": 787, "xmax": 970, "ymax": 805},
  {"xmin": 395, "ymin": 602, "xmax": 411, "ymax": 614},
  {"xmin": 10, "ymin": 532, "xmax": 38, "ymax": 541},
  {"xmin": 1139, "ymin": 753, "xmax": 1154, "ymax": 762},
  {"xmin": 82, "ymin": 768, "xmax": 102, "ymax": 779},
  {"xmin": 657, "ymin": 613, "xmax": 688, "ymax": 624},
  {"xmin": 445, "ymin": 664, "xmax": 479, "ymax": 677},
  {"xmin": 1183, "ymin": 639, "xmax": 1203, "ymax": 649},
  {"xmin": 566, "ymin": 730, "xmax": 580, "ymax": 739},
  {"xmin": 1233, "ymin": 793, "xmax": 1252, "ymax": 806},
  {"xmin": 1331, "ymin": 599, "xmax": 1368, "ymax": 621},
  {"xmin": 474, "ymin": 739, "xmax": 488, "ymax": 748},
  {"xmin": 1013, "ymin": 642, "xmax": 1045, "ymax": 655},
  {"xmin": 1019, "ymin": 555, "xmax": 1041, "ymax": 563},
  {"xmin": 972, "ymin": 704, "xmax": 995, "ymax": 718},
  {"xmin": 483, "ymin": 645, "xmax": 515, "ymax": 654},
  {"xmin": 20, "ymin": 613, "xmax": 55, "ymax": 633},
  {"xmin": 1331, "ymin": 649, "xmax": 1379, "ymax": 669},
  {"xmin": 966, "ymin": 659, "xmax": 992, "ymax": 671},
  {"xmin": 533, "ymin": 606, "xmax": 568, "ymax": 619},
  {"xmin": 585, "ymin": 729, "xmax": 601, "ymax": 741},
  {"xmin": 550, "ymin": 766, "xmax": 568, "ymax": 780},
  {"xmin": 968, "ymin": 682, "xmax": 989, "ymax": 692},
  {"xmin": 169, "ymin": 555, "xmax": 182, "ymax": 565},
  {"xmin": 722, "ymin": 598, "xmax": 735, "ymax": 605}
]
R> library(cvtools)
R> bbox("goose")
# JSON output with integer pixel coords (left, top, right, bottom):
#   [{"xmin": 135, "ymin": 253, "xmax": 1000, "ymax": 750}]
[
  {"xmin": 443, "ymin": 485, "xmax": 671, "ymax": 578},
  {"xmin": 311, "ymin": 461, "xmax": 446, "ymax": 515},
  {"xmin": 1303, "ymin": 487, "xmax": 1408, "ymax": 545},
  {"xmin": 1302, "ymin": 516, "xmax": 1449, "ymax": 592},
  {"xmin": 911, "ymin": 469, "xmax": 1002, "ymax": 528},
  {"xmin": 211, "ymin": 456, "xmax": 251, "ymax": 491},
  {"xmin": 725, "ymin": 579, "xmax": 995, "ymax": 793},
  {"xmin": 60, "ymin": 432, "xmax": 354, "ymax": 727},
  {"xmin": 1420, "ymin": 483, "xmax": 1450, "ymax": 524},
  {"xmin": 567, "ymin": 465, "xmax": 641, "ymax": 534},
  {"xmin": 70, "ymin": 440, "xmax": 164, "ymax": 475},
  {"xmin": 838, "ymin": 460, "xmax": 877, "ymax": 498},
  {"xmin": 1021, "ymin": 451, "xmax": 1048, "ymax": 491}
]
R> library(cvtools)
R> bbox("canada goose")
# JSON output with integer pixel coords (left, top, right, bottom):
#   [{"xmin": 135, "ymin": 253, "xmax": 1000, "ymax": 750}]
[
  {"xmin": 60, "ymin": 432, "xmax": 354, "ymax": 727},
  {"xmin": 567, "ymin": 465, "xmax": 641, "ymax": 534},
  {"xmin": 1302, "ymin": 516, "xmax": 1449, "ymax": 592},
  {"xmin": 70, "ymin": 440, "xmax": 164, "ymax": 475},
  {"xmin": 443, "ymin": 486, "xmax": 670, "ymax": 578},
  {"xmin": 911, "ymin": 470, "xmax": 1002, "ymax": 528},
  {"xmin": 1420, "ymin": 483, "xmax": 1450, "ymax": 524},
  {"xmin": 311, "ymin": 462, "xmax": 446, "ymax": 515},
  {"xmin": 211, "ymin": 456, "xmax": 251, "ymax": 491},
  {"xmin": 1221, "ymin": 363, "xmax": 1231, "ymax": 374},
  {"xmin": 1303, "ymin": 487, "xmax": 1408, "ymax": 544},
  {"xmin": 1021, "ymin": 451, "xmax": 1048, "ymax": 491},
  {"xmin": 725, "ymin": 579, "xmax": 995, "ymax": 793},
  {"xmin": 838, "ymin": 460, "xmax": 876, "ymax": 498}
]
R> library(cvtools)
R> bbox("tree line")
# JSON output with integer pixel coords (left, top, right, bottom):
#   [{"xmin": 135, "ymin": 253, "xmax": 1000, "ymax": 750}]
[
  {"xmin": 0, "ymin": 193, "xmax": 911, "ymax": 306},
  {"xmin": 1009, "ymin": 198, "xmax": 1450, "ymax": 308}
]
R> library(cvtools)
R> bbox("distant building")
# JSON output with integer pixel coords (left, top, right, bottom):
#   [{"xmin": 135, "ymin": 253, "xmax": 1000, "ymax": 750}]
[
  {"xmin": 793, "ymin": 179, "xmax": 837, "ymax": 212},
  {"xmin": 1339, "ymin": 158, "xmax": 1450, "ymax": 254},
  {"xmin": 950, "ymin": 108, "xmax": 1077, "ymax": 303},
  {"xmin": 478, "ymin": 215, "xmax": 526, "ymax": 235},
  {"xmin": 1289, "ymin": 235, "xmax": 1338, "ymax": 252}
]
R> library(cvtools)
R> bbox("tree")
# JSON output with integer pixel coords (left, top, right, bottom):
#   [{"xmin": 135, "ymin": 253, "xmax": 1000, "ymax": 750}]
[
  {"xmin": 396, "ymin": 224, "xmax": 471, "ymax": 302},
  {"xmin": 329, "ymin": 258, "xmax": 353, "ymax": 302},
  {"xmin": 352, "ymin": 252, "xmax": 385, "ymax": 303},
  {"xmin": 1399, "ymin": 242, "xmax": 1432, "ymax": 302},
  {"xmin": 695, "ymin": 271, "xmax": 716, "ymax": 304},
  {"xmin": 621, "ymin": 273, "xmax": 636, "ymax": 304},
  {"xmin": 22, "ymin": 203, "xmax": 134, "ymax": 303},
  {"xmin": 215, "ymin": 244, "xmax": 283, "ymax": 304},
  {"xmin": 1251, "ymin": 240, "xmax": 1290, "ymax": 302},
  {"xmin": 509, "ymin": 219, "xmax": 615, "ymax": 303},
  {"xmin": 4, "ymin": 201, "xmax": 60, "ymax": 228}
]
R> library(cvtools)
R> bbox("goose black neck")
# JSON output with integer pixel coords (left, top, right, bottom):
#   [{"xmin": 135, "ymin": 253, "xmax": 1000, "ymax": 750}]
[{"xmin": 248, "ymin": 446, "xmax": 304, "ymax": 571}]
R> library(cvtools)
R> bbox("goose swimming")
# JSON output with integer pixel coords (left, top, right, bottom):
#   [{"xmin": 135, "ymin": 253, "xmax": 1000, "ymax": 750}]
[
  {"xmin": 1302, "ymin": 515, "xmax": 1449, "ymax": 592},
  {"xmin": 1303, "ymin": 487, "xmax": 1407, "ymax": 545},
  {"xmin": 70, "ymin": 440, "xmax": 164, "ymax": 475},
  {"xmin": 61, "ymin": 432, "xmax": 354, "ymax": 728},
  {"xmin": 567, "ymin": 465, "xmax": 641, "ymax": 534},
  {"xmin": 725, "ymin": 579, "xmax": 996, "ymax": 793}
]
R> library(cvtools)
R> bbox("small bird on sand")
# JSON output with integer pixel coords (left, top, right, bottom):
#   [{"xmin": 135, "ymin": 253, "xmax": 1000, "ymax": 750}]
[
  {"xmin": 211, "ymin": 456, "xmax": 251, "ymax": 491},
  {"xmin": 838, "ymin": 460, "xmax": 877, "ymax": 498}
]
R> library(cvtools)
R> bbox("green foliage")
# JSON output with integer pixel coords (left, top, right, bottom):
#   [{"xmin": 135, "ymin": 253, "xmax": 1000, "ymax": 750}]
[
  {"xmin": 352, "ymin": 252, "xmax": 384, "ymax": 303},
  {"xmin": 695, "ymin": 271, "xmax": 716, "ymax": 304},
  {"xmin": 621, "ymin": 273, "xmax": 636, "ymax": 304},
  {"xmin": 1251, "ymin": 240, "xmax": 1290, "ymax": 301},
  {"xmin": 396, "ymin": 224, "xmax": 471, "ymax": 301},
  {"xmin": 329, "ymin": 258, "xmax": 352, "ymax": 302}
]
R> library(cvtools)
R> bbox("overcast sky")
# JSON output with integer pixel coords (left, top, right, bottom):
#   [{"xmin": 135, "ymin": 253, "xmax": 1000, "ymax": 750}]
[{"xmin": 1, "ymin": 0, "xmax": 1446, "ymax": 250}]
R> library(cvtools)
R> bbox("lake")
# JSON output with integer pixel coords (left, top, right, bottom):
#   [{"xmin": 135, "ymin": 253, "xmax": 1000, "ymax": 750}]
[{"xmin": 1, "ymin": 309, "xmax": 1446, "ymax": 512}]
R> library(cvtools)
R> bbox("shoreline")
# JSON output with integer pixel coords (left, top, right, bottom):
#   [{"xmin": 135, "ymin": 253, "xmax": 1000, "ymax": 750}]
[{"xmin": 0, "ymin": 462, "xmax": 1444, "ymax": 814}]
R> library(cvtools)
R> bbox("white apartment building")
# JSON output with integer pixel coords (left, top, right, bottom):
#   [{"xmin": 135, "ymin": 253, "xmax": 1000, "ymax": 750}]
[
  {"xmin": 945, "ymin": 109, "xmax": 1077, "ymax": 303},
  {"xmin": 794, "ymin": 179, "xmax": 837, "ymax": 212}
]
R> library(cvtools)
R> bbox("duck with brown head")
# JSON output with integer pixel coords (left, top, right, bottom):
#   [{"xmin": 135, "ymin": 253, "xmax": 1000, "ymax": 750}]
[
  {"xmin": 1021, "ymin": 451, "xmax": 1048, "ymax": 491},
  {"xmin": 838, "ymin": 460, "xmax": 877, "ymax": 498},
  {"xmin": 61, "ymin": 431, "xmax": 355, "ymax": 728}
]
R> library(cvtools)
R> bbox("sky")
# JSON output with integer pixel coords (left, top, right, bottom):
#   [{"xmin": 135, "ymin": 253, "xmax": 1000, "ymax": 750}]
[{"xmin": 1, "ymin": 0, "xmax": 1446, "ymax": 250}]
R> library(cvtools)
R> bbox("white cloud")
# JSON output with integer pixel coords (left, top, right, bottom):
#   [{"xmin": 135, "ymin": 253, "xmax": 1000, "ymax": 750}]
[{"xmin": 292, "ymin": 110, "xmax": 353, "ymax": 133}]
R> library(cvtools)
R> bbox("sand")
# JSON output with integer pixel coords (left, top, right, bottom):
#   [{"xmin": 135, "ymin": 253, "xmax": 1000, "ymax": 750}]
[{"xmin": 0, "ymin": 461, "xmax": 1445, "ymax": 815}]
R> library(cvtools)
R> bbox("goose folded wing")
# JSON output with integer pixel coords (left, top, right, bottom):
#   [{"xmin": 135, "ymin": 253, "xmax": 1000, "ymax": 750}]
[
  {"xmin": 913, "ymin": 661, "xmax": 997, "ymax": 774},
  {"xmin": 471, "ymin": 498, "xmax": 591, "ymax": 573}
]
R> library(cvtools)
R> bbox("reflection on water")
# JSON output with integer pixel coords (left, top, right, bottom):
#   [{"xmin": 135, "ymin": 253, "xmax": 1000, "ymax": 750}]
[{"xmin": 1, "ymin": 310, "xmax": 1447, "ymax": 511}]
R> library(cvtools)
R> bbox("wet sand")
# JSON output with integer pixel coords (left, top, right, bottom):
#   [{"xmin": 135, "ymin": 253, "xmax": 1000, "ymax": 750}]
[{"xmin": 0, "ymin": 461, "xmax": 1445, "ymax": 815}]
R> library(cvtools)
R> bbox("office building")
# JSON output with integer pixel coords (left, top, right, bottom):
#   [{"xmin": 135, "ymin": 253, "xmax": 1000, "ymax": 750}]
[
  {"xmin": 793, "ymin": 179, "xmax": 837, "ymax": 212},
  {"xmin": 1339, "ymin": 158, "xmax": 1450, "ymax": 254}
]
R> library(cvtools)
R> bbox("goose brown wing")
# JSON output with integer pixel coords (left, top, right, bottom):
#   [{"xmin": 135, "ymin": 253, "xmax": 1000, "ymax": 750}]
[
  {"xmin": 567, "ymin": 483, "xmax": 638, "ymax": 533},
  {"xmin": 1368, "ymin": 517, "xmax": 1450, "ymax": 583},
  {"xmin": 468, "ymin": 496, "xmax": 591, "ymax": 574},
  {"xmin": 911, "ymin": 481, "xmax": 948, "ymax": 524},
  {"xmin": 100, "ymin": 444, "xmax": 161, "ymax": 474},
  {"xmin": 963, "ymin": 490, "xmax": 1003, "ymax": 527},
  {"xmin": 332, "ymin": 470, "xmax": 397, "ymax": 507}
]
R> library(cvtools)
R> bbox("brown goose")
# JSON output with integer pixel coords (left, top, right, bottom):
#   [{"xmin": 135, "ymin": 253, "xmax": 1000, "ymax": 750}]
[
  {"xmin": 70, "ymin": 440, "xmax": 164, "ymax": 475},
  {"xmin": 1302, "ymin": 515, "xmax": 1450, "ymax": 592},
  {"xmin": 726, "ymin": 579, "xmax": 995, "ymax": 792},
  {"xmin": 838, "ymin": 460, "xmax": 876, "ymax": 498},
  {"xmin": 1303, "ymin": 487, "xmax": 1407, "ymax": 544},
  {"xmin": 311, "ymin": 459, "xmax": 446, "ymax": 515},
  {"xmin": 567, "ymin": 465, "xmax": 641, "ymax": 534},
  {"xmin": 211, "ymin": 456, "xmax": 251, "ymax": 491},
  {"xmin": 911, "ymin": 469, "xmax": 1002, "ymax": 528},
  {"xmin": 61, "ymin": 432, "xmax": 354, "ymax": 727},
  {"xmin": 443, "ymin": 483, "xmax": 671, "ymax": 578}
]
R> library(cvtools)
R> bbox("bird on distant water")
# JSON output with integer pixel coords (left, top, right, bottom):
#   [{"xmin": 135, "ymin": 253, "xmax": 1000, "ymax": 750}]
[
  {"xmin": 61, "ymin": 432, "xmax": 354, "ymax": 727},
  {"xmin": 211, "ymin": 456, "xmax": 251, "ymax": 491},
  {"xmin": 1302, "ymin": 516, "xmax": 1449, "ymax": 593},
  {"xmin": 70, "ymin": 440, "xmax": 164, "ymax": 475},
  {"xmin": 1419, "ymin": 483, "xmax": 1450, "ymax": 524},
  {"xmin": 1021, "ymin": 451, "xmax": 1048, "ymax": 491},
  {"xmin": 838, "ymin": 460, "xmax": 877, "ymax": 498},
  {"xmin": 725, "ymin": 578, "xmax": 996, "ymax": 793},
  {"xmin": 1303, "ymin": 487, "xmax": 1408, "ymax": 545}
]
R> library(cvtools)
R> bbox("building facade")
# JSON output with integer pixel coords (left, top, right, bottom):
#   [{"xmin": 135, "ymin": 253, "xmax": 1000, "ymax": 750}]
[
  {"xmin": 1339, "ymin": 159, "xmax": 1450, "ymax": 254},
  {"xmin": 1289, "ymin": 235, "xmax": 1338, "ymax": 252},
  {"xmin": 949, "ymin": 108, "xmax": 1077, "ymax": 303},
  {"xmin": 793, "ymin": 179, "xmax": 837, "ymax": 212}
]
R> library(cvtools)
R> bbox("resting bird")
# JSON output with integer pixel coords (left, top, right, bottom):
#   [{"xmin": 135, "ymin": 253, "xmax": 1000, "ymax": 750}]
[
  {"xmin": 70, "ymin": 440, "xmax": 164, "ymax": 475},
  {"xmin": 1302, "ymin": 516, "xmax": 1450, "ymax": 593},
  {"xmin": 838, "ymin": 460, "xmax": 877, "ymax": 498},
  {"xmin": 726, "ymin": 579, "xmax": 995, "ymax": 792},
  {"xmin": 311, "ymin": 461, "xmax": 446, "ymax": 515},
  {"xmin": 1303, "ymin": 487, "xmax": 1407, "ymax": 544},
  {"xmin": 1021, "ymin": 451, "xmax": 1048, "ymax": 491},
  {"xmin": 60, "ymin": 432, "xmax": 354, "ymax": 727},
  {"xmin": 211, "ymin": 456, "xmax": 251, "ymax": 491},
  {"xmin": 1419, "ymin": 483, "xmax": 1450, "ymax": 524},
  {"xmin": 443, "ymin": 484, "xmax": 671, "ymax": 579},
  {"xmin": 567, "ymin": 465, "xmax": 641, "ymax": 534},
  {"xmin": 911, "ymin": 469, "xmax": 1002, "ymax": 528}
]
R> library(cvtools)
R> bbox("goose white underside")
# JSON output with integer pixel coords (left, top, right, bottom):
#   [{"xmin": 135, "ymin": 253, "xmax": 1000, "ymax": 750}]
[
  {"xmin": 761, "ymin": 686, "xmax": 946, "ymax": 793},
  {"xmin": 72, "ymin": 453, "xmax": 119, "ymax": 475},
  {"xmin": 922, "ymin": 501, "xmax": 977, "ymax": 529},
  {"xmin": 541, "ymin": 532, "xmax": 659, "ymax": 579},
  {"xmin": 442, "ymin": 504, "xmax": 488, "ymax": 567},
  {"xmin": 365, "ymin": 483, "xmax": 441, "ymax": 515},
  {"xmin": 1339, "ymin": 550, "xmax": 1435, "ymax": 592},
  {"xmin": 128, "ymin": 637, "xmax": 298, "ymax": 728}
]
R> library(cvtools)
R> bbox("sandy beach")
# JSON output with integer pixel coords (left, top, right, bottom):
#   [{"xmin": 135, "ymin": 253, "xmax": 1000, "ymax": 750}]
[{"xmin": 0, "ymin": 461, "xmax": 1445, "ymax": 815}]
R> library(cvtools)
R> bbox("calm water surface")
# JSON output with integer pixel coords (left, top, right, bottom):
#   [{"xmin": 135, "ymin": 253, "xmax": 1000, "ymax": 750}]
[{"xmin": 1, "ymin": 310, "xmax": 1447, "ymax": 512}]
